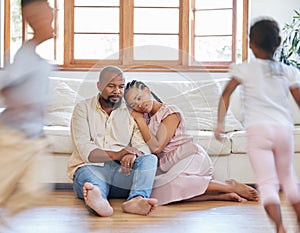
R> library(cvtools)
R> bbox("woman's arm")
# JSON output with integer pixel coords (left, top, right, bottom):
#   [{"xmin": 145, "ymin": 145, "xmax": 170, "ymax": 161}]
[
  {"xmin": 215, "ymin": 77, "xmax": 240, "ymax": 140},
  {"xmin": 132, "ymin": 111, "xmax": 180, "ymax": 154}
]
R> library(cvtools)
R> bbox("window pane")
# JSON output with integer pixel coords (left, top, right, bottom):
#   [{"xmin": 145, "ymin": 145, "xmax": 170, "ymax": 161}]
[
  {"xmin": 194, "ymin": 36, "xmax": 232, "ymax": 62},
  {"xmin": 236, "ymin": 0, "xmax": 243, "ymax": 63},
  {"xmin": 74, "ymin": 8, "xmax": 119, "ymax": 33},
  {"xmin": 10, "ymin": 0, "xmax": 22, "ymax": 63},
  {"xmin": 195, "ymin": 10, "xmax": 232, "ymax": 35},
  {"xmin": 134, "ymin": 0, "xmax": 179, "ymax": 7},
  {"xmin": 36, "ymin": 39, "xmax": 55, "ymax": 61},
  {"xmin": 24, "ymin": 33, "xmax": 55, "ymax": 61},
  {"xmin": 134, "ymin": 35, "xmax": 178, "ymax": 60},
  {"xmin": 135, "ymin": 9, "xmax": 178, "ymax": 34},
  {"xmin": 74, "ymin": 34, "xmax": 119, "ymax": 59},
  {"xmin": 195, "ymin": 0, "xmax": 232, "ymax": 9},
  {"xmin": 56, "ymin": 0, "xmax": 65, "ymax": 65},
  {"xmin": 75, "ymin": 0, "xmax": 119, "ymax": 7},
  {"xmin": 26, "ymin": 24, "xmax": 33, "ymax": 34}
]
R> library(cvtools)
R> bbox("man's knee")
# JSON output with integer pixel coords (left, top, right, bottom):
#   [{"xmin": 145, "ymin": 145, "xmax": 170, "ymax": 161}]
[{"xmin": 137, "ymin": 153, "xmax": 158, "ymax": 167}]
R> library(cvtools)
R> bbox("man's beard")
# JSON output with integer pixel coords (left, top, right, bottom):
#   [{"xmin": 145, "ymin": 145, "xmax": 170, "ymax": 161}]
[{"xmin": 99, "ymin": 95, "xmax": 122, "ymax": 108}]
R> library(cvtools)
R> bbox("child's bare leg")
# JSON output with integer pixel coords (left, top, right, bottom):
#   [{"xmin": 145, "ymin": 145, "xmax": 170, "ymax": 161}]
[
  {"xmin": 121, "ymin": 196, "xmax": 158, "ymax": 215},
  {"xmin": 83, "ymin": 182, "xmax": 113, "ymax": 217},
  {"xmin": 265, "ymin": 203, "xmax": 286, "ymax": 233},
  {"xmin": 291, "ymin": 202, "xmax": 300, "ymax": 231}
]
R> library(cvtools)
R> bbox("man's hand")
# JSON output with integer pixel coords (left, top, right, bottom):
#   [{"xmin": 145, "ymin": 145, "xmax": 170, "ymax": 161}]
[
  {"xmin": 124, "ymin": 146, "xmax": 143, "ymax": 156},
  {"xmin": 119, "ymin": 153, "xmax": 137, "ymax": 176}
]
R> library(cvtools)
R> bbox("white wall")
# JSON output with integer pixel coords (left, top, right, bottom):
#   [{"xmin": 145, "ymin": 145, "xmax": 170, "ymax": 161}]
[
  {"xmin": 247, "ymin": 0, "xmax": 299, "ymax": 59},
  {"xmin": 250, "ymin": 0, "xmax": 299, "ymax": 29}
]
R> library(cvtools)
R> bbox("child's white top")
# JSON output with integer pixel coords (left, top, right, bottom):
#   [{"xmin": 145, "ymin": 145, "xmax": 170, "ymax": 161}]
[
  {"xmin": 229, "ymin": 58, "xmax": 300, "ymax": 129},
  {"xmin": 0, "ymin": 41, "xmax": 52, "ymax": 137}
]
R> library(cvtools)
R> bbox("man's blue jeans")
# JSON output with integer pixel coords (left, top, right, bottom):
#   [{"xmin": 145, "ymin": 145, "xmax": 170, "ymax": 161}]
[{"xmin": 73, "ymin": 154, "xmax": 157, "ymax": 212}]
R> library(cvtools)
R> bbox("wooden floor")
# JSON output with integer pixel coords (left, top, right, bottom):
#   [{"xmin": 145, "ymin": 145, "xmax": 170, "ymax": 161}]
[{"xmin": 1, "ymin": 190, "xmax": 299, "ymax": 233}]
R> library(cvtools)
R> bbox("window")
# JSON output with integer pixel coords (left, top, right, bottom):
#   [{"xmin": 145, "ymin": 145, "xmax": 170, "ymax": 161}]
[
  {"xmin": 4, "ymin": 0, "xmax": 61, "ymax": 63},
  {"xmin": 4, "ymin": 0, "xmax": 249, "ymax": 71},
  {"xmin": 26, "ymin": 0, "xmax": 62, "ymax": 62},
  {"xmin": 190, "ymin": 0, "xmax": 248, "ymax": 70}
]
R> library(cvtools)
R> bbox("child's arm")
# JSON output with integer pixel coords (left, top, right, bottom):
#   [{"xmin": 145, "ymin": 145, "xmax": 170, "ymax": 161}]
[
  {"xmin": 215, "ymin": 77, "xmax": 240, "ymax": 140},
  {"xmin": 290, "ymin": 85, "xmax": 300, "ymax": 108}
]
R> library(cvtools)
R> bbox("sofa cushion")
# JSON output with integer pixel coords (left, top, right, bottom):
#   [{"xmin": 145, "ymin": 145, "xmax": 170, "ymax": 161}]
[
  {"xmin": 228, "ymin": 86, "xmax": 244, "ymax": 124},
  {"xmin": 228, "ymin": 130, "xmax": 247, "ymax": 154},
  {"xmin": 290, "ymin": 94, "xmax": 300, "ymax": 125},
  {"xmin": 187, "ymin": 130, "xmax": 231, "ymax": 156},
  {"xmin": 229, "ymin": 126, "xmax": 300, "ymax": 154},
  {"xmin": 164, "ymin": 81, "xmax": 244, "ymax": 132},
  {"xmin": 44, "ymin": 126, "xmax": 73, "ymax": 154},
  {"xmin": 228, "ymin": 85, "xmax": 300, "ymax": 126},
  {"xmin": 44, "ymin": 127, "xmax": 232, "ymax": 156},
  {"xmin": 296, "ymin": 127, "xmax": 300, "ymax": 152},
  {"xmin": 46, "ymin": 78, "xmax": 243, "ymax": 131},
  {"xmin": 45, "ymin": 81, "xmax": 83, "ymax": 127}
]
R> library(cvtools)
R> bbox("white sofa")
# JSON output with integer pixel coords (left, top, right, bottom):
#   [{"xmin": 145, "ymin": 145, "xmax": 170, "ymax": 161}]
[{"xmin": 44, "ymin": 76, "xmax": 300, "ymax": 185}]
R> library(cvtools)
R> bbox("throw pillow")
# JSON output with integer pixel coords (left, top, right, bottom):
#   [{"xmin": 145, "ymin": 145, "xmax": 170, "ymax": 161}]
[
  {"xmin": 45, "ymin": 81, "xmax": 83, "ymax": 126},
  {"xmin": 165, "ymin": 81, "xmax": 243, "ymax": 132}
]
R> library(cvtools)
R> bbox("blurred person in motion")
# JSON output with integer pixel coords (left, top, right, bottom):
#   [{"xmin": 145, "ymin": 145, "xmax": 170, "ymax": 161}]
[
  {"xmin": 215, "ymin": 18, "xmax": 300, "ymax": 233},
  {"xmin": 67, "ymin": 66, "xmax": 158, "ymax": 217},
  {"xmin": 124, "ymin": 80, "xmax": 259, "ymax": 206},
  {"xmin": 0, "ymin": 0, "xmax": 55, "ymax": 214}
]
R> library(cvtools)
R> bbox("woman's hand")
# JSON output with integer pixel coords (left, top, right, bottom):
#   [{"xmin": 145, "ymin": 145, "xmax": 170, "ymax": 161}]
[{"xmin": 129, "ymin": 109, "xmax": 144, "ymax": 121}]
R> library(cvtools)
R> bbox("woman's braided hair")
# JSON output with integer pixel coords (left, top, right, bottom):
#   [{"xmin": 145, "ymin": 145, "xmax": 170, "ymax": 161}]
[{"xmin": 124, "ymin": 80, "xmax": 163, "ymax": 104}]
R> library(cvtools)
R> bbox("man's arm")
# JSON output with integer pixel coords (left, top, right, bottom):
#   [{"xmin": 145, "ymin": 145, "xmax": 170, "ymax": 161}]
[
  {"xmin": 71, "ymin": 100, "xmax": 126, "ymax": 163},
  {"xmin": 88, "ymin": 147, "xmax": 129, "ymax": 162},
  {"xmin": 71, "ymin": 100, "xmax": 138, "ymax": 163}
]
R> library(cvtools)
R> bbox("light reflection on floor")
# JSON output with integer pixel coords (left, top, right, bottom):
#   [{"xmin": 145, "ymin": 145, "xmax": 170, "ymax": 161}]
[{"xmin": 0, "ymin": 192, "xmax": 298, "ymax": 233}]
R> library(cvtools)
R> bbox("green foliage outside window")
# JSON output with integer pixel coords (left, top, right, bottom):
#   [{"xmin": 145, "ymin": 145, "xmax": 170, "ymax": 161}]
[{"xmin": 278, "ymin": 9, "xmax": 300, "ymax": 69}]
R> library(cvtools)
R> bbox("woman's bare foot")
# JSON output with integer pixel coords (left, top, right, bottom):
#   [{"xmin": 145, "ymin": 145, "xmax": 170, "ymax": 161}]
[
  {"xmin": 226, "ymin": 179, "xmax": 259, "ymax": 201},
  {"xmin": 187, "ymin": 192, "xmax": 247, "ymax": 202},
  {"xmin": 121, "ymin": 196, "xmax": 158, "ymax": 215},
  {"xmin": 83, "ymin": 182, "xmax": 113, "ymax": 217}
]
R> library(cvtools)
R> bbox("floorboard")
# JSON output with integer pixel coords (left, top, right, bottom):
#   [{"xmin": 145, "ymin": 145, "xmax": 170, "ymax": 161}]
[{"xmin": 1, "ymin": 190, "xmax": 298, "ymax": 233}]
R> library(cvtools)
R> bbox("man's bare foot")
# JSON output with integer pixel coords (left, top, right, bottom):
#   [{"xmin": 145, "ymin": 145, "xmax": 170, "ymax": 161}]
[
  {"xmin": 83, "ymin": 182, "xmax": 113, "ymax": 217},
  {"xmin": 187, "ymin": 192, "xmax": 247, "ymax": 202},
  {"xmin": 121, "ymin": 196, "xmax": 158, "ymax": 215},
  {"xmin": 226, "ymin": 179, "xmax": 259, "ymax": 201}
]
